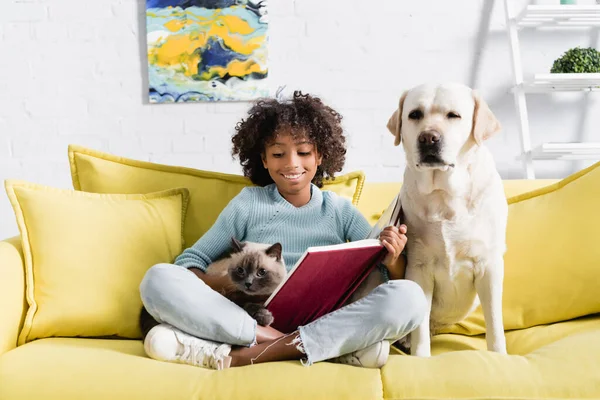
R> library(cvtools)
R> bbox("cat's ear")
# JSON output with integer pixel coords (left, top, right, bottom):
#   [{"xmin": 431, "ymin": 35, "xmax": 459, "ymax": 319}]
[
  {"xmin": 231, "ymin": 237, "xmax": 245, "ymax": 253},
  {"xmin": 265, "ymin": 243, "xmax": 282, "ymax": 261}
]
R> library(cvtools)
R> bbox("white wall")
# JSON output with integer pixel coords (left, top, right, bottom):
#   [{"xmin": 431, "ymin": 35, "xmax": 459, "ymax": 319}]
[{"xmin": 1, "ymin": 0, "xmax": 599, "ymax": 239}]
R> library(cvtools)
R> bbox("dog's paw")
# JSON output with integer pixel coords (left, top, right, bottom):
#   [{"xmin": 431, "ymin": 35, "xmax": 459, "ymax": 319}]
[
  {"xmin": 244, "ymin": 304, "xmax": 274, "ymax": 327},
  {"xmin": 413, "ymin": 347, "xmax": 432, "ymax": 357},
  {"xmin": 488, "ymin": 336, "xmax": 507, "ymax": 354}
]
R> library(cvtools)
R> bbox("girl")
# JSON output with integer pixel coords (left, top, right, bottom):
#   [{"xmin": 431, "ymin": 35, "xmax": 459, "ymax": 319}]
[{"xmin": 139, "ymin": 91, "xmax": 427, "ymax": 369}]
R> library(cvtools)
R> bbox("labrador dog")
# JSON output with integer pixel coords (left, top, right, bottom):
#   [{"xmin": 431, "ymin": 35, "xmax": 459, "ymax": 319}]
[{"xmin": 386, "ymin": 83, "xmax": 507, "ymax": 357}]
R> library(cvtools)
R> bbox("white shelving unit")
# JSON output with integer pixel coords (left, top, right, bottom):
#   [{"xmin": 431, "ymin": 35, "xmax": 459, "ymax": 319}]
[
  {"xmin": 503, "ymin": 1, "xmax": 600, "ymax": 179},
  {"xmin": 531, "ymin": 142, "xmax": 600, "ymax": 159},
  {"xmin": 523, "ymin": 73, "xmax": 600, "ymax": 92},
  {"xmin": 518, "ymin": 5, "xmax": 600, "ymax": 27}
]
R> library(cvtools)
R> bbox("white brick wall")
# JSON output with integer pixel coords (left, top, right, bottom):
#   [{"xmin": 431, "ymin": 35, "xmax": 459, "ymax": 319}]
[{"xmin": 1, "ymin": 0, "xmax": 599, "ymax": 239}]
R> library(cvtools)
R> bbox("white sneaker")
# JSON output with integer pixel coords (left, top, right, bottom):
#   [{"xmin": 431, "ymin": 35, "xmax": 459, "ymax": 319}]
[
  {"xmin": 331, "ymin": 341, "xmax": 390, "ymax": 368},
  {"xmin": 144, "ymin": 324, "xmax": 232, "ymax": 370}
]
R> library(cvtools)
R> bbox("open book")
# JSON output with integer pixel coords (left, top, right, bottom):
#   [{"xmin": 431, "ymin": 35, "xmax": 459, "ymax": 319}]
[{"xmin": 264, "ymin": 194, "xmax": 402, "ymax": 333}]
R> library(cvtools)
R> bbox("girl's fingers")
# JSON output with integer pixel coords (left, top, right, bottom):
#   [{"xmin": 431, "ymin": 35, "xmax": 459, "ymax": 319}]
[
  {"xmin": 383, "ymin": 237, "xmax": 399, "ymax": 253},
  {"xmin": 382, "ymin": 226, "xmax": 398, "ymax": 235},
  {"xmin": 382, "ymin": 226, "xmax": 406, "ymax": 239},
  {"xmin": 384, "ymin": 225, "xmax": 406, "ymax": 234},
  {"xmin": 382, "ymin": 239, "xmax": 392, "ymax": 252},
  {"xmin": 380, "ymin": 234, "xmax": 396, "ymax": 246},
  {"xmin": 381, "ymin": 229, "xmax": 399, "ymax": 239},
  {"xmin": 381, "ymin": 232, "xmax": 406, "ymax": 245},
  {"xmin": 381, "ymin": 234, "xmax": 407, "ymax": 256},
  {"xmin": 382, "ymin": 240, "xmax": 397, "ymax": 257}
]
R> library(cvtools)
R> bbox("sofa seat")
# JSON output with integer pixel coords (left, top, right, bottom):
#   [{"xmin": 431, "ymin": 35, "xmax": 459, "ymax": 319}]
[
  {"xmin": 384, "ymin": 315, "xmax": 600, "ymax": 399},
  {"xmin": 1, "ymin": 316, "xmax": 598, "ymax": 400},
  {"xmin": 0, "ymin": 338, "xmax": 383, "ymax": 400}
]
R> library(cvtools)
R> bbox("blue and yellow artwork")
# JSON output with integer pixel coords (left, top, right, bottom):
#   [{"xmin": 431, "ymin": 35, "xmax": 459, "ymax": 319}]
[{"xmin": 146, "ymin": 0, "xmax": 268, "ymax": 103}]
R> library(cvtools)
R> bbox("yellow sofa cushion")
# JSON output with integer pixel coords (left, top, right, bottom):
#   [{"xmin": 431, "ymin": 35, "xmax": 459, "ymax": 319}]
[
  {"xmin": 444, "ymin": 161, "xmax": 600, "ymax": 335},
  {"xmin": 382, "ymin": 316, "xmax": 600, "ymax": 399},
  {"xmin": 69, "ymin": 145, "xmax": 365, "ymax": 246},
  {"xmin": 0, "ymin": 338, "xmax": 384, "ymax": 400},
  {"xmin": 4, "ymin": 181, "xmax": 189, "ymax": 345}
]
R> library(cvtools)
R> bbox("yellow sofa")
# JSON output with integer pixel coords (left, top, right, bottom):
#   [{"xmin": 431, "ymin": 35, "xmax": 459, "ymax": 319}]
[{"xmin": 1, "ymin": 174, "xmax": 600, "ymax": 399}]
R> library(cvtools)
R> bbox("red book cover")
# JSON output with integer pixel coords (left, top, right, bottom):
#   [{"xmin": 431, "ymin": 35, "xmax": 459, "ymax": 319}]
[{"xmin": 264, "ymin": 239, "xmax": 386, "ymax": 334}]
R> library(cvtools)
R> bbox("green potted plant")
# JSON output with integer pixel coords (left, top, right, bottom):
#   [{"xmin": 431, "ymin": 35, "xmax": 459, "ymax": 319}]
[{"xmin": 551, "ymin": 47, "xmax": 600, "ymax": 73}]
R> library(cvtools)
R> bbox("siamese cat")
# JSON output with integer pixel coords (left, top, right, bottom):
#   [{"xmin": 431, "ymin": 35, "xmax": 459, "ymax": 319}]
[{"xmin": 140, "ymin": 238, "xmax": 286, "ymax": 338}]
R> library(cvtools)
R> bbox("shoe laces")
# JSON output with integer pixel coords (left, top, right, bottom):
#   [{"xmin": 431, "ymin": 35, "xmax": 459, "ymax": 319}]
[
  {"xmin": 175, "ymin": 333, "xmax": 224, "ymax": 369},
  {"xmin": 336, "ymin": 352, "xmax": 361, "ymax": 366}
]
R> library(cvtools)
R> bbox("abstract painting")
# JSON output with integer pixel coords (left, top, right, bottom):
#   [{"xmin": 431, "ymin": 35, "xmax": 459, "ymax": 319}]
[{"xmin": 146, "ymin": 0, "xmax": 268, "ymax": 103}]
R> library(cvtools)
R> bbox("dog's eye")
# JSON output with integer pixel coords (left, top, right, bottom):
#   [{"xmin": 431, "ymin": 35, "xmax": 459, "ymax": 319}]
[
  {"xmin": 257, "ymin": 268, "xmax": 266, "ymax": 277},
  {"xmin": 236, "ymin": 267, "xmax": 245, "ymax": 276},
  {"xmin": 408, "ymin": 110, "xmax": 423, "ymax": 120},
  {"xmin": 447, "ymin": 112, "xmax": 461, "ymax": 119}
]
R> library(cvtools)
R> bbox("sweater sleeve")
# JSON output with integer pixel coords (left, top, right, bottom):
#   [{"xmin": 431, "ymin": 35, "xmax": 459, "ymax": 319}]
[
  {"xmin": 340, "ymin": 198, "xmax": 372, "ymax": 242},
  {"xmin": 174, "ymin": 188, "xmax": 252, "ymax": 272}
]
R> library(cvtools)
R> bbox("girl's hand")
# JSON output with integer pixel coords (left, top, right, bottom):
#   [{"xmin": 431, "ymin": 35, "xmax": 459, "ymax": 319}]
[{"xmin": 379, "ymin": 225, "xmax": 408, "ymax": 279}]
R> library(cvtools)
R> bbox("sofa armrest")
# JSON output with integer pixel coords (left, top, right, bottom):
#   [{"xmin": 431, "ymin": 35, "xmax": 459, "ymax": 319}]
[{"xmin": 0, "ymin": 236, "xmax": 26, "ymax": 356}]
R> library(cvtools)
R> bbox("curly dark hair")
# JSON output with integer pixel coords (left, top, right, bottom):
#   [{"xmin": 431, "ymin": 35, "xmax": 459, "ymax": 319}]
[{"xmin": 232, "ymin": 91, "xmax": 347, "ymax": 188}]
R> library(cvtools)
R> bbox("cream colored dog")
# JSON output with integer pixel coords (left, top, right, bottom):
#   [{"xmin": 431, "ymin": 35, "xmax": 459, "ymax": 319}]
[{"xmin": 387, "ymin": 83, "xmax": 507, "ymax": 357}]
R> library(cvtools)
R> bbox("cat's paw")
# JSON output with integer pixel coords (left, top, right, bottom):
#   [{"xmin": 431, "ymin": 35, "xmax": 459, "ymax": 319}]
[
  {"xmin": 394, "ymin": 334, "xmax": 411, "ymax": 354},
  {"xmin": 254, "ymin": 309, "xmax": 274, "ymax": 327},
  {"xmin": 244, "ymin": 304, "xmax": 274, "ymax": 327}
]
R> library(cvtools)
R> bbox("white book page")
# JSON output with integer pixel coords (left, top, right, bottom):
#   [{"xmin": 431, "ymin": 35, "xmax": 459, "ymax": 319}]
[
  {"xmin": 367, "ymin": 194, "xmax": 402, "ymax": 239},
  {"xmin": 305, "ymin": 238, "xmax": 382, "ymax": 252}
]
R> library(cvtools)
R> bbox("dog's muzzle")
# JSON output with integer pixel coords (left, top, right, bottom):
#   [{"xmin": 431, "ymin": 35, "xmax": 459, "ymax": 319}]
[{"xmin": 418, "ymin": 130, "xmax": 444, "ymax": 165}]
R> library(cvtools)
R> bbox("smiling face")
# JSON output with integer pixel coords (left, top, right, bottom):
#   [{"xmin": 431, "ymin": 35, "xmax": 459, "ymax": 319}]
[
  {"xmin": 261, "ymin": 128, "xmax": 322, "ymax": 203},
  {"xmin": 387, "ymin": 83, "xmax": 501, "ymax": 173}
]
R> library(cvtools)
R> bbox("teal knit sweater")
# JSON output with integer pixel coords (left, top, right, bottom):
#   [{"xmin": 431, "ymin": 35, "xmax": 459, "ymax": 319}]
[{"xmin": 175, "ymin": 184, "xmax": 372, "ymax": 272}]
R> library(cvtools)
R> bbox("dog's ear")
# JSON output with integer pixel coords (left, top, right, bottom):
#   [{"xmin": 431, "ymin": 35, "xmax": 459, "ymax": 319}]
[
  {"xmin": 471, "ymin": 91, "xmax": 501, "ymax": 145},
  {"xmin": 387, "ymin": 91, "xmax": 408, "ymax": 146}
]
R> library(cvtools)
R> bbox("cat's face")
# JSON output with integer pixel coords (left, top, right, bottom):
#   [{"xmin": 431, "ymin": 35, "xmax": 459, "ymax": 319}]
[{"xmin": 227, "ymin": 239, "xmax": 286, "ymax": 296}]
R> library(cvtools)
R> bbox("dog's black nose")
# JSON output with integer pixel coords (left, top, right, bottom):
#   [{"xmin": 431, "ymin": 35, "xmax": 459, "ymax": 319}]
[
  {"xmin": 245, "ymin": 281, "xmax": 252, "ymax": 289},
  {"xmin": 418, "ymin": 131, "xmax": 441, "ymax": 146}
]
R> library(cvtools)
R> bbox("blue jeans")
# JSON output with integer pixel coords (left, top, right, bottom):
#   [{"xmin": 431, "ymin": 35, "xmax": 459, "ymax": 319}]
[{"xmin": 139, "ymin": 263, "xmax": 427, "ymax": 364}]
